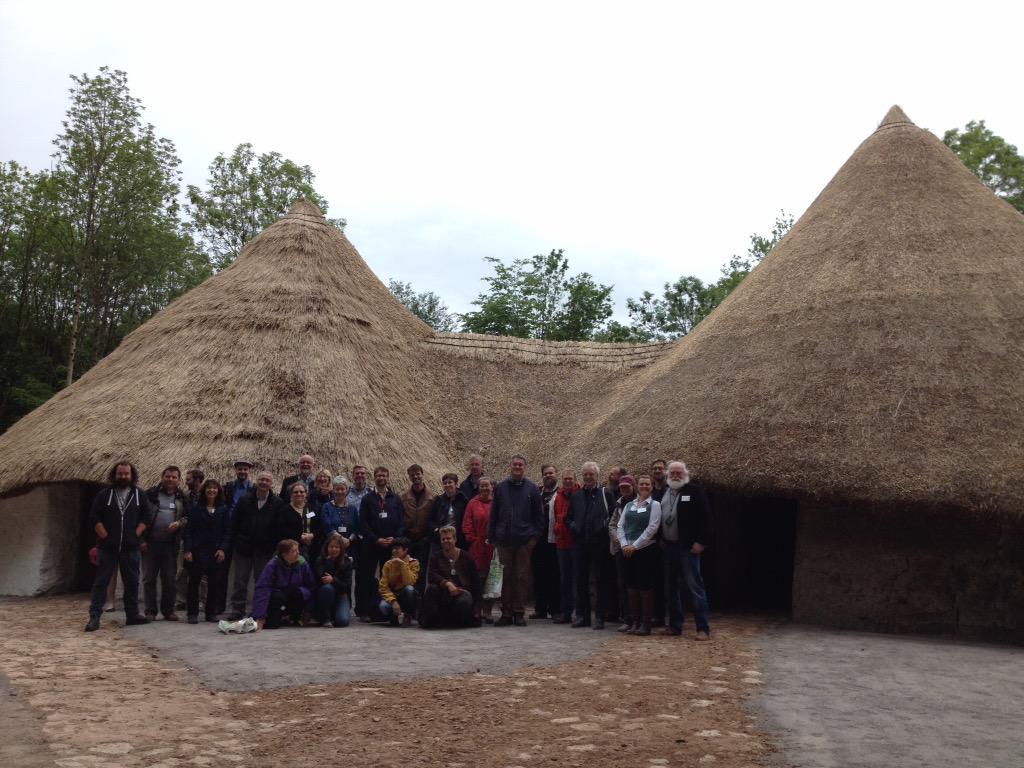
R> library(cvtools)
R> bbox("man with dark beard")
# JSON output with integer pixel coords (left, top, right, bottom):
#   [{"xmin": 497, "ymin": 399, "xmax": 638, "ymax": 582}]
[{"xmin": 85, "ymin": 462, "xmax": 153, "ymax": 632}]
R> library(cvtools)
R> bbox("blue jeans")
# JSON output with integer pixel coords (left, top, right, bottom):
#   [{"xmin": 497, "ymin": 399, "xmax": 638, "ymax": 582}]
[
  {"xmin": 664, "ymin": 542, "xmax": 710, "ymax": 633},
  {"xmin": 315, "ymin": 583, "xmax": 352, "ymax": 627},
  {"xmin": 379, "ymin": 585, "xmax": 418, "ymax": 621},
  {"xmin": 556, "ymin": 548, "xmax": 576, "ymax": 619}
]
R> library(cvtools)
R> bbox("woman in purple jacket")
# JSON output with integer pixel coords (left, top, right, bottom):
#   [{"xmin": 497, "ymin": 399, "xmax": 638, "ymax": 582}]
[{"xmin": 253, "ymin": 539, "xmax": 317, "ymax": 630}]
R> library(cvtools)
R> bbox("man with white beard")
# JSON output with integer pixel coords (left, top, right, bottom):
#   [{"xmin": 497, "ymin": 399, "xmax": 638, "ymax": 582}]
[{"xmin": 659, "ymin": 461, "xmax": 713, "ymax": 640}]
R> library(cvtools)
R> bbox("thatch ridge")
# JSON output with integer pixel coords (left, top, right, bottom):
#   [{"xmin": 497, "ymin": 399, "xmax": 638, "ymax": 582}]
[{"xmin": 425, "ymin": 332, "xmax": 672, "ymax": 369}]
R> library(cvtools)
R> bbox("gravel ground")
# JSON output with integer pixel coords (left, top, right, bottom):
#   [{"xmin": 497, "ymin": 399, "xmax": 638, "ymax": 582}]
[
  {"xmin": 754, "ymin": 625, "xmax": 1024, "ymax": 768},
  {"xmin": 0, "ymin": 596, "xmax": 776, "ymax": 768}
]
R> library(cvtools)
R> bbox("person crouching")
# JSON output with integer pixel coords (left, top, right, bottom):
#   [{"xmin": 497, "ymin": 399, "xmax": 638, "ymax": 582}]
[
  {"xmin": 315, "ymin": 533, "xmax": 354, "ymax": 627},
  {"xmin": 420, "ymin": 525, "xmax": 480, "ymax": 629},
  {"xmin": 253, "ymin": 539, "xmax": 317, "ymax": 630},
  {"xmin": 378, "ymin": 538, "xmax": 419, "ymax": 626}
]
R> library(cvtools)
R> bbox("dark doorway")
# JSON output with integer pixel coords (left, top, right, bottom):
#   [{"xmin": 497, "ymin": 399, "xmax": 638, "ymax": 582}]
[
  {"xmin": 703, "ymin": 492, "xmax": 797, "ymax": 612},
  {"xmin": 72, "ymin": 482, "xmax": 104, "ymax": 591}
]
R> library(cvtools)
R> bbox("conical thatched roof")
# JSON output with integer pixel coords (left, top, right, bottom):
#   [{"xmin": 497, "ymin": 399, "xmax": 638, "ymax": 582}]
[
  {"xmin": 0, "ymin": 200, "xmax": 454, "ymax": 493},
  {"xmin": 576, "ymin": 107, "xmax": 1024, "ymax": 511}
]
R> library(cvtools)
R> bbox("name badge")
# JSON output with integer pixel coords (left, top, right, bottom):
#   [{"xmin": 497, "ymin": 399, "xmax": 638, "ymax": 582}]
[
  {"xmin": 339, "ymin": 526, "xmax": 347, "ymax": 533},
  {"xmin": 306, "ymin": 511, "xmax": 316, "ymax": 519},
  {"xmin": 379, "ymin": 512, "xmax": 388, "ymax": 518},
  {"xmin": 681, "ymin": 495, "xmax": 690, "ymax": 502}
]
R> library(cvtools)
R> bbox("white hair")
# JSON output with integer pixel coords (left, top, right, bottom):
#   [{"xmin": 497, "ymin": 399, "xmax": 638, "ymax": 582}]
[
  {"xmin": 581, "ymin": 461, "xmax": 600, "ymax": 475},
  {"xmin": 667, "ymin": 461, "xmax": 690, "ymax": 479}
]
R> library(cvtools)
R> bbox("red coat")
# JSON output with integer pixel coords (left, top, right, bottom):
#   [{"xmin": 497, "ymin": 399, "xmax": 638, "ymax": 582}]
[
  {"xmin": 462, "ymin": 496, "xmax": 494, "ymax": 573},
  {"xmin": 554, "ymin": 484, "xmax": 579, "ymax": 550}
]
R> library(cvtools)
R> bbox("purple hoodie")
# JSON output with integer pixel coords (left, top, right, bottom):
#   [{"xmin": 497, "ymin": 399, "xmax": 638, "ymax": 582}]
[{"xmin": 252, "ymin": 555, "xmax": 317, "ymax": 619}]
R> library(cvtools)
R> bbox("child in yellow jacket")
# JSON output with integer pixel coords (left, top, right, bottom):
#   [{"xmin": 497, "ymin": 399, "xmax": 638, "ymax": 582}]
[{"xmin": 378, "ymin": 538, "xmax": 420, "ymax": 626}]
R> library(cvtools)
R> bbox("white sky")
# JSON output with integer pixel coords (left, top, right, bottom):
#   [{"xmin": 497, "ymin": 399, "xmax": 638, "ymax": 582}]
[{"xmin": 2, "ymin": 1, "xmax": 1022, "ymax": 319}]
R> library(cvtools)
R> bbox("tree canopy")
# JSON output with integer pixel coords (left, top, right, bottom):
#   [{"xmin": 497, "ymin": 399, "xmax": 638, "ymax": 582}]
[
  {"xmin": 187, "ymin": 143, "xmax": 344, "ymax": 269},
  {"xmin": 0, "ymin": 68, "xmax": 210, "ymax": 431},
  {"xmin": 388, "ymin": 279, "xmax": 459, "ymax": 332},
  {"xmin": 461, "ymin": 249, "xmax": 614, "ymax": 341},
  {"xmin": 943, "ymin": 120, "xmax": 1024, "ymax": 213}
]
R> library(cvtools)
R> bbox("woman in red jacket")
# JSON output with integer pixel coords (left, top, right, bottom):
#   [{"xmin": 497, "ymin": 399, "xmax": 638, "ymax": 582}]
[
  {"xmin": 553, "ymin": 469, "xmax": 579, "ymax": 624},
  {"xmin": 461, "ymin": 477, "xmax": 495, "ymax": 623}
]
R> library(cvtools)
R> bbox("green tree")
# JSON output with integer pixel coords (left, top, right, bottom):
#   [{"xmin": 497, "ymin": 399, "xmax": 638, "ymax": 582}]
[
  {"xmin": 622, "ymin": 211, "xmax": 794, "ymax": 341},
  {"xmin": 943, "ymin": 120, "xmax": 1024, "ymax": 212},
  {"xmin": 1, "ymin": 68, "xmax": 210, "ymax": 432},
  {"xmin": 187, "ymin": 144, "xmax": 345, "ymax": 269},
  {"xmin": 52, "ymin": 67, "xmax": 208, "ymax": 384},
  {"xmin": 387, "ymin": 279, "xmax": 459, "ymax": 331},
  {"xmin": 461, "ymin": 249, "xmax": 613, "ymax": 341}
]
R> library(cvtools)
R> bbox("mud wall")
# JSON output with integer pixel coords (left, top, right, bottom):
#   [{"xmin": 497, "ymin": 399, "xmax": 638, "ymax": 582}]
[
  {"xmin": 792, "ymin": 501, "xmax": 1024, "ymax": 643},
  {"xmin": 0, "ymin": 483, "xmax": 86, "ymax": 596}
]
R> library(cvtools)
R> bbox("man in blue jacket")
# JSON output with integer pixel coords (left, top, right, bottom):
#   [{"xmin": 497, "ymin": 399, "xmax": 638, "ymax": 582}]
[
  {"xmin": 488, "ymin": 454, "xmax": 544, "ymax": 626},
  {"xmin": 85, "ymin": 462, "xmax": 153, "ymax": 632}
]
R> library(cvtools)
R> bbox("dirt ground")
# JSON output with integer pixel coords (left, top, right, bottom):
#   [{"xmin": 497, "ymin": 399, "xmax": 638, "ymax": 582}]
[{"xmin": 0, "ymin": 596, "xmax": 777, "ymax": 767}]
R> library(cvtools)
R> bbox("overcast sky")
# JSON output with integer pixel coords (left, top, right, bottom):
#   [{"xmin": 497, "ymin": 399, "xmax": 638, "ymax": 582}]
[{"xmin": 2, "ymin": 1, "xmax": 1022, "ymax": 319}]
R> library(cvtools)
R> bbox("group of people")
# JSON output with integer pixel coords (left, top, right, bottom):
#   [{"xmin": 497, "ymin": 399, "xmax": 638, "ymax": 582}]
[{"xmin": 85, "ymin": 453, "xmax": 712, "ymax": 640}]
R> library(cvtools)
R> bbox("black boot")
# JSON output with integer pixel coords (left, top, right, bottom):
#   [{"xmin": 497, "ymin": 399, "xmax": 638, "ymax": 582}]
[
  {"xmin": 84, "ymin": 616, "xmax": 100, "ymax": 632},
  {"xmin": 635, "ymin": 591, "xmax": 654, "ymax": 636},
  {"xmin": 625, "ymin": 589, "xmax": 642, "ymax": 635}
]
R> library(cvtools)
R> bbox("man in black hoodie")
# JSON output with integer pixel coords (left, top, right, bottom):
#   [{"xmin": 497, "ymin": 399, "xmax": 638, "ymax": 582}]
[
  {"xmin": 85, "ymin": 462, "xmax": 153, "ymax": 632},
  {"xmin": 488, "ymin": 454, "xmax": 543, "ymax": 626}
]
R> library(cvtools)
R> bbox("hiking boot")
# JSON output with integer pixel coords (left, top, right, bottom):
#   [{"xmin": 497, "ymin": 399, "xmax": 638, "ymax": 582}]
[
  {"xmin": 144, "ymin": 611, "xmax": 157, "ymax": 621},
  {"xmin": 512, "ymin": 614, "xmax": 527, "ymax": 627},
  {"xmin": 494, "ymin": 615, "xmax": 513, "ymax": 627},
  {"xmin": 593, "ymin": 620, "xmax": 605, "ymax": 630},
  {"xmin": 659, "ymin": 627, "xmax": 682, "ymax": 636},
  {"xmin": 618, "ymin": 622, "xmax": 635, "ymax": 633},
  {"xmin": 125, "ymin": 614, "xmax": 150, "ymax": 626},
  {"xmin": 84, "ymin": 616, "xmax": 100, "ymax": 632},
  {"xmin": 528, "ymin": 612, "xmax": 547, "ymax": 620},
  {"xmin": 570, "ymin": 618, "xmax": 591, "ymax": 628},
  {"xmin": 205, "ymin": 615, "xmax": 219, "ymax": 623},
  {"xmin": 695, "ymin": 630, "xmax": 710, "ymax": 641},
  {"xmin": 162, "ymin": 612, "xmax": 180, "ymax": 622},
  {"xmin": 322, "ymin": 622, "xmax": 334, "ymax": 629},
  {"xmin": 552, "ymin": 615, "xmax": 570, "ymax": 624},
  {"xmin": 187, "ymin": 615, "xmax": 199, "ymax": 624}
]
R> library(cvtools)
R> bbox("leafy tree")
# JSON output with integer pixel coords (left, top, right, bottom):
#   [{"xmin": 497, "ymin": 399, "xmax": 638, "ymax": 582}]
[
  {"xmin": 0, "ymin": 68, "xmax": 210, "ymax": 432},
  {"xmin": 187, "ymin": 144, "xmax": 345, "ymax": 269},
  {"xmin": 461, "ymin": 249, "xmax": 613, "ymax": 341},
  {"xmin": 943, "ymin": 120, "xmax": 1024, "ymax": 212},
  {"xmin": 622, "ymin": 211, "xmax": 794, "ymax": 341},
  {"xmin": 52, "ymin": 67, "xmax": 208, "ymax": 385},
  {"xmin": 387, "ymin": 279, "xmax": 459, "ymax": 331}
]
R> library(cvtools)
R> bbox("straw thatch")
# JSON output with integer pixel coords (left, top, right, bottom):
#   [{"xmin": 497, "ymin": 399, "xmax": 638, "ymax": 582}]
[
  {"xmin": 0, "ymin": 106, "xmax": 1021, "ymax": 520},
  {"xmin": 570, "ymin": 106, "xmax": 1024, "ymax": 512},
  {"xmin": 0, "ymin": 200, "xmax": 454, "ymax": 493}
]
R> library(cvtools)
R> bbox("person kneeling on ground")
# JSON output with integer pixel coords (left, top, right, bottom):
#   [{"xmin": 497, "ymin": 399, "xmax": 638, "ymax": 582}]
[
  {"xmin": 253, "ymin": 539, "xmax": 317, "ymax": 630},
  {"xmin": 378, "ymin": 538, "xmax": 419, "ymax": 626},
  {"xmin": 420, "ymin": 525, "xmax": 480, "ymax": 629},
  {"xmin": 315, "ymin": 533, "xmax": 354, "ymax": 628}
]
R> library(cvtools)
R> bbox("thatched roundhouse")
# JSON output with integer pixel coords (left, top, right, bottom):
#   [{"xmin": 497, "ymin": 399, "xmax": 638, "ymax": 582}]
[
  {"xmin": 0, "ymin": 108, "xmax": 1020, "ymax": 643},
  {"xmin": 573, "ymin": 106, "xmax": 1024, "ymax": 641}
]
